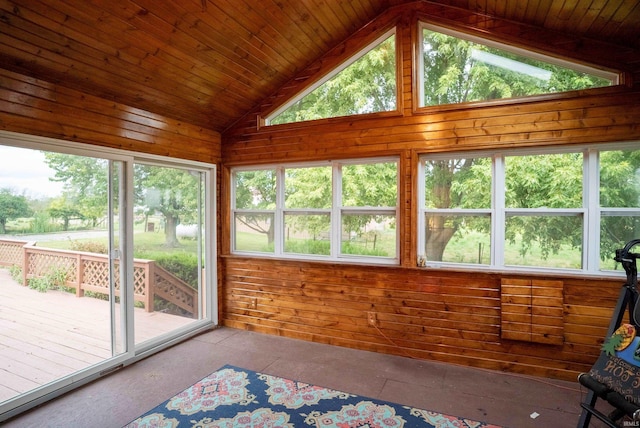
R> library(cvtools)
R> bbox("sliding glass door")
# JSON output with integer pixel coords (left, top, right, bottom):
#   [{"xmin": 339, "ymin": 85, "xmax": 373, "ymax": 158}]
[
  {"xmin": 132, "ymin": 162, "xmax": 209, "ymax": 347},
  {"xmin": 0, "ymin": 146, "xmax": 126, "ymax": 405},
  {"xmin": 0, "ymin": 132, "xmax": 215, "ymax": 421}
]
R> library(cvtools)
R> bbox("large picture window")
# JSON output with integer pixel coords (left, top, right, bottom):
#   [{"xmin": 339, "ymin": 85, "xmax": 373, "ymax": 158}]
[
  {"xmin": 232, "ymin": 158, "xmax": 399, "ymax": 264},
  {"xmin": 417, "ymin": 23, "xmax": 617, "ymax": 108},
  {"xmin": 418, "ymin": 144, "xmax": 640, "ymax": 273}
]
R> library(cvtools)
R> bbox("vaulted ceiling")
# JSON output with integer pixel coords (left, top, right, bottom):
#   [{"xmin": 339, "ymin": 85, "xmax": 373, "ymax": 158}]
[{"xmin": 1, "ymin": 1, "xmax": 639, "ymax": 134}]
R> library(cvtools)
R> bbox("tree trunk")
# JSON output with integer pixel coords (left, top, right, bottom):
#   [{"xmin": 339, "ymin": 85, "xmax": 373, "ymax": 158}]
[
  {"xmin": 423, "ymin": 160, "xmax": 461, "ymax": 261},
  {"xmin": 425, "ymin": 216, "xmax": 456, "ymax": 261},
  {"xmin": 267, "ymin": 221, "xmax": 275, "ymax": 244},
  {"xmin": 164, "ymin": 215, "xmax": 180, "ymax": 247}
]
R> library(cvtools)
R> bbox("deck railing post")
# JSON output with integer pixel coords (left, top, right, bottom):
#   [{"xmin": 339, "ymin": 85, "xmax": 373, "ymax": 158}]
[
  {"xmin": 145, "ymin": 262, "xmax": 154, "ymax": 313},
  {"xmin": 21, "ymin": 243, "xmax": 29, "ymax": 286},
  {"xmin": 76, "ymin": 254, "xmax": 84, "ymax": 297}
]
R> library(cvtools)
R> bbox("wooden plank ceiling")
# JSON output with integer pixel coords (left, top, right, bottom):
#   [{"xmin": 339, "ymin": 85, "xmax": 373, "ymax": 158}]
[{"xmin": 0, "ymin": 0, "xmax": 639, "ymax": 134}]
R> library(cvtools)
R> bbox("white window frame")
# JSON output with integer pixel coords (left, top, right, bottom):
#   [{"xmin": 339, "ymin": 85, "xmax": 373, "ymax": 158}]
[
  {"xmin": 418, "ymin": 142, "xmax": 640, "ymax": 276},
  {"xmin": 231, "ymin": 157, "xmax": 400, "ymax": 265},
  {"xmin": 417, "ymin": 22, "xmax": 619, "ymax": 108}
]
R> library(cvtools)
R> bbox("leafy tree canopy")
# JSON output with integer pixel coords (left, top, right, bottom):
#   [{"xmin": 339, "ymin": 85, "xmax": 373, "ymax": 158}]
[
  {"xmin": 43, "ymin": 153, "xmax": 202, "ymax": 247},
  {"xmin": 44, "ymin": 152, "xmax": 108, "ymax": 226},
  {"xmin": 135, "ymin": 164, "xmax": 201, "ymax": 247},
  {"xmin": 0, "ymin": 188, "xmax": 32, "ymax": 234},
  {"xmin": 271, "ymin": 35, "xmax": 396, "ymax": 125},
  {"xmin": 421, "ymin": 28, "xmax": 611, "ymax": 106},
  {"xmin": 48, "ymin": 197, "xmax": 84, "ymax": 231},
  {"xmin": 234, "ymin": 162, "xmax": 399, "ymax": 245},
  {"xmin": 424, "ymin": 150, "xmax": 640, "ymax": 263}
]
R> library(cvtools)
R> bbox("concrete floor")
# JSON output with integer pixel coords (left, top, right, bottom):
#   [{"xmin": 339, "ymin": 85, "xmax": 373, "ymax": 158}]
[{"xmin": 4, "ymin": 327, "xmax": 603, "ymax": 427}]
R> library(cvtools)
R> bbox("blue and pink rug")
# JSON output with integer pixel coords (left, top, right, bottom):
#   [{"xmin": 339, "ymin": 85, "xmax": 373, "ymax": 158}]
[{"xmin": 124, "ymin": 365, "xmax": 502, "ymax": 427}]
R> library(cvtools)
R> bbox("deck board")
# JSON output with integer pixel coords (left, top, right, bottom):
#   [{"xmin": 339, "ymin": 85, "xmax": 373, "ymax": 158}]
[{"xmin": 0, "ymin": 268, "xmax": 194, "ymax": 403}]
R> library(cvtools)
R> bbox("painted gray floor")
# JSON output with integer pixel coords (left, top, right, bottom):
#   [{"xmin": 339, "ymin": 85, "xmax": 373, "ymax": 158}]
[{"xmin": 4, "ymin": 327, "xmax": 602, "ymax": 427}]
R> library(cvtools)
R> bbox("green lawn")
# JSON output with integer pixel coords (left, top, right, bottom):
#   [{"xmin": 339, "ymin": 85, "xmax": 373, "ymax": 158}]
[
  {"xmin": 235, "ymin": 228, "xmax": 397, "ymax": 257},
  {"xmin": 38, "ymin": 231, "xmax": 199, "ymax": 259},
  {"xmin": 33, "ymin": 228, "xmax": 620, "ymax": 270}
]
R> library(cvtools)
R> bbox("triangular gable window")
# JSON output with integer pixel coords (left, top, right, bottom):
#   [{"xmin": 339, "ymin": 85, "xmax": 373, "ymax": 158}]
[
  {"xmin": 418, "ymin": 23, "xmax": 618, "ymax": 107},
  {"xmin": 267, "ymin": 29, "xmax": 397, "ymax": 126}
]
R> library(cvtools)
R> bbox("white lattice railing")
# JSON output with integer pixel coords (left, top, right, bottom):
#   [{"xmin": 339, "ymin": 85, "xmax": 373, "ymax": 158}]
[{"xmin": 0, "ymin": 239, "xmax": 198, "ymax": 317}]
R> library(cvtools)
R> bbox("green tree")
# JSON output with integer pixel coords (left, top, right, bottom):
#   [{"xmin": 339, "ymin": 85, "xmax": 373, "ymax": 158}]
[
  {"xmin": 267, "ymin": 28, "xmax": 613, "ymax": 261},
  {"xmin": 284, "ymin": 166, "xmax": 332, "ymax": 241},
  {"xmin": 44, "ymin": 153, "xmax": 108, "ymax": 227},
  {"xmin": 424, "ymin": 154, "xmax": 585, "ymax": 262},
  {"xmin": 504, "ymin": 153, "xmax": 584, "ymax": 259},
  {"xmin": 0, "ymin": 189, "xmax": 32, "ymax": 234},
  {"xmin": 44, "ymin": 153, "xmax": 201, "ymax": 247},
  {"xmin": 235, "ymin": 163, "xmax": 398, "ymax": 251},
  {"xmin": 48, "ymin": 197, "xmax": 84, "ymax": 231},
  {"xmin": 599, "ymin": 150, "xmax": 640, "ymax": 259},
  {"xmin": 418, "ymin": 30, "xmax": 612, "ymax": 261},
  {"xmin": 282, "ymin": 162, "xmax": 398, "ymax": 242},
  {"xmin": 421, "ymin": 29, "xmax": 610, "ymax": 106},
  {"xmin": 234, "ymin": 169, "xmax": 277, "ymax": 244},
  {"xmin": 135, "ymin": 165, "xmax": 201, "ymax": 247},
  {"xmin": 423, "ymin": 158, "xmax": 485, "ymax": 261},
  {"xmin": 272, "ymin": 35, "xmax": 396, "ymax": 124},
  {"xmin": 341, "ymin": 163, "xmax": 397, "ymax": 207},
  {"xmin": 341, "ymin": 162, "xmax": 397, "ymax": 238},
  {"xmin": 425, "ymin": 151, "xmax": 640, "ymax": 264}
]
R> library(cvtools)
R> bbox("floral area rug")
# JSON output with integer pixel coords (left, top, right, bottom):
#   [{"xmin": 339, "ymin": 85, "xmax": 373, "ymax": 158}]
[{"xmin": 124, "ymin": 365, "xmax": 502, "ymax": 428}]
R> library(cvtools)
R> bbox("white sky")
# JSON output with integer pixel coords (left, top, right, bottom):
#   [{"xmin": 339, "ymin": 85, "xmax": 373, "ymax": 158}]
[{"xmin": 0, "ymin": 146, "xmax": 64, "ymax": 198}]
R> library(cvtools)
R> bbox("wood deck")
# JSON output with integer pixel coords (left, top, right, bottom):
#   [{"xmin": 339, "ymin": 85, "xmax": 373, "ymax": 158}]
[{"xmin": 0, "ymin": 268, "xmax": 194, "ymax": 403}]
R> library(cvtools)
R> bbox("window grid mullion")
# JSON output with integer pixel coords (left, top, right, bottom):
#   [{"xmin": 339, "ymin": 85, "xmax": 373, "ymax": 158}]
[
  {"xmin": 503, "ymin": 208, "xmax": 585, "ymax": 215},
  {"xmin": 585, "ymin": 149, "xmax": 598, "ymax": 271},
  {"xmin": 417, "ymin": 160, "xmax": 426, "ymax": 263},
  {"xmin": 494, "ymin": 154, "xmax": 505, "ymax": 268},
  {"xmin": 332, "ymin": 163, "xmax": 341, "ymax": 259},
  {"xmin": 275, "ymin": 167, "xmax": 285, "ymax": 255}
]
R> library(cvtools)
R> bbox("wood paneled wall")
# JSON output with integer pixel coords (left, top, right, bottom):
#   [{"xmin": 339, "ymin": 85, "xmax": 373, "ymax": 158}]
[
  {"xmin": 0, "ymin": 68, "xmax": 221, "ymax": 164},
  {"xmin": 221, "ymin": 3, "xmax": 640, "ymax": 380},
  {"xmin": 223, "ymin": 257, "xmax": 621, "ymax": 380}
]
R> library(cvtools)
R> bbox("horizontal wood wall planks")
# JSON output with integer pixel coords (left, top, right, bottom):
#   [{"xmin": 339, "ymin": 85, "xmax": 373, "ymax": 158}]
[
  {"xmin": 224, "ymin": 91, "xmax": 640, "ymax": 164},
  {"xmin": 0, "ymin": 69, "xmax": 221, "ymax": 164},
  {"xmin": 223, "ymin": 257, "xmax": 623, "ymax": 380}
]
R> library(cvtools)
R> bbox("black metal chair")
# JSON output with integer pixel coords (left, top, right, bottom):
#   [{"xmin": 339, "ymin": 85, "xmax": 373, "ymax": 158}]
[{"xmin": 577, "ymin": 239, "xmax": 640, "ymax": 427}]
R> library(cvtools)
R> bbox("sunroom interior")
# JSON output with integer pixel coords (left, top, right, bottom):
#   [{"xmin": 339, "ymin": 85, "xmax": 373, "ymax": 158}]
[{"xmin": 1, "ymin": 0, "xmax": 640, "ymax": 427}]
